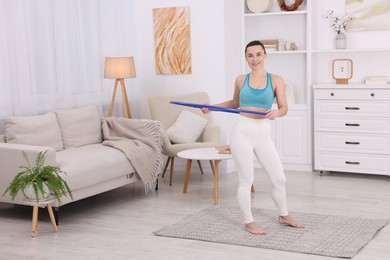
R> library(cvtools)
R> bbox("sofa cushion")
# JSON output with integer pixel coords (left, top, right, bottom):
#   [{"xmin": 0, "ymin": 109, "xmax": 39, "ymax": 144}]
[
  {"xmin": 56, "ymin": 105, "xmax": 103, "ymax": 149},
  {"xmin": 56, "ymin": 143, "xmax": 135, "ymax": 190},
  {"xmin": 166, "ymin": 110, "xmax": 207, "ymax": 143},
  {"xmin": 4, "ymin": 112, "xmax": 64, "ymax": 151}
]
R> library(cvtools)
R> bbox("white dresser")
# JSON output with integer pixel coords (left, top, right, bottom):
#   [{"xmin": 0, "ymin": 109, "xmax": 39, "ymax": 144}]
[{"xmin": 313, "ymin": 84, "xmax": 390, "ymax": 177}]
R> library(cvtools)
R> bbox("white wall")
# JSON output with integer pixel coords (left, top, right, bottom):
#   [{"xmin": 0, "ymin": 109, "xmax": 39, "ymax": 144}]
[
  {"xmin": 133, "ymin": 0, "xmax": 227, "ymax": 119},
  {"xmin": 312, "ymin": 0, "xmax": 390, "ymax": 84},
  {"xmin": 223, "ymin": 0, "xmax": 242, "ymax": 171},
  {"xmin": 133, "ymin": 0, "xmax": 243, "ymax": 173},
  {"xmin": 313, "ymin": 0, "xmax": 390, "ymax": 50},
  {"xmin": 100, "ymin": 0, "xmax": 138, "ymax": 115}
]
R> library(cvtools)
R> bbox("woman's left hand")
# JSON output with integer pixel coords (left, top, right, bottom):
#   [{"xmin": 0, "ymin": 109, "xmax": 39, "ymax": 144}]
[
  {"xmin": 201, "ymin": 107, "xmax": 210, "ymax": 114},
  {"xmin": 265, "ymin": 110, "xmax": 279, "ymax": 120}
]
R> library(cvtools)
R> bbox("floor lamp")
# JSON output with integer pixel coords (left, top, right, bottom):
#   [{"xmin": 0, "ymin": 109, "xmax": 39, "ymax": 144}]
[{"xmin": 104, "ymin": 57, "xmax": 136, "ymax": 118}]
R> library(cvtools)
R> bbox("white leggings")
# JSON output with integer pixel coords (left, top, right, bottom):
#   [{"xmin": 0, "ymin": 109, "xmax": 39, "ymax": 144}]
[{"xmin": 230, "ymin": 115, "xmax": 288, "ymax": 223}]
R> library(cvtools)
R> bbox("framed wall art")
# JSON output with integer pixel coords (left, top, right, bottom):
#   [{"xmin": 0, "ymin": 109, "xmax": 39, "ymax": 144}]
[
  {"xmin": 153, "ymin": 6, "xmax": 192, "ymax": 75},
  {"xmin": 346, "ymin": 0, "xmax": 390, "ymax": 31}
]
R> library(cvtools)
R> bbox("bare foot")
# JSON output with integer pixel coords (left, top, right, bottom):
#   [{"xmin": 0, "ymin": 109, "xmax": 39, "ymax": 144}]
[
  {"xmin": 244, "ymin": 222, "xmax": 267, "ymax": 235},
  {"xmin": 278, "ymin": 215, "xmax": 304, "ymax": 228}
]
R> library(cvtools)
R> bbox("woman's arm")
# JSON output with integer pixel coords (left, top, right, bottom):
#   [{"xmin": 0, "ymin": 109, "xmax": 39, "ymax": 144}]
[{"xmin": 267, "ymin": 74, "xmax": 288, "ymax": 119}]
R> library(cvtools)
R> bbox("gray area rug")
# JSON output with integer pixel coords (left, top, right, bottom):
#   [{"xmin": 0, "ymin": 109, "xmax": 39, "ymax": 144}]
[{"xmin": 154, "ymin": 206, "xmax": 388, "ymax": 258}]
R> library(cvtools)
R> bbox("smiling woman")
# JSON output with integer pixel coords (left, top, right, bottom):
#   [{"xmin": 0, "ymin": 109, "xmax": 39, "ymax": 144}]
[{"xmin": 203, "ymin": 40, "xmax": 304, "ymax": 235}]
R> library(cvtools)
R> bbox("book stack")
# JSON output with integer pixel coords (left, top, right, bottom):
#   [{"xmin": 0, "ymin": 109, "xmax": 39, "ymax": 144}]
[
  {"xmin": 260, "ymin": 39, "xmax": 279, "ymax": 52},
  {"xmin": 216, "ymin": 145, "xmax": 231, "ymax": 154},
  {"xmin": 364, "ymin": 76, "xmax": 389, "ymax": 85}
]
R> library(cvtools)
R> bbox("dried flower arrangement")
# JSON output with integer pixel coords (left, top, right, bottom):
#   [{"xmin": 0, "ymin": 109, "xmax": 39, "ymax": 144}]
[{"xmin": 323, "ymin": 10, "xmax": 353, "ymax": 34}]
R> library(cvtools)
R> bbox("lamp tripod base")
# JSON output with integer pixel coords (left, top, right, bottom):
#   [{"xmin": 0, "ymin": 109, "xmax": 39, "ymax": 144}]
[{"xmin": 108, "ymin": 78, "xmax": 132, "ymax": 118}]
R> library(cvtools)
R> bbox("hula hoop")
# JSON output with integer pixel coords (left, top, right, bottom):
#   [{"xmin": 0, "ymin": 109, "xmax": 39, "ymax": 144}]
[{"xmin": 170, "ymin": 101, "xmax": 267, "ymax": 116}]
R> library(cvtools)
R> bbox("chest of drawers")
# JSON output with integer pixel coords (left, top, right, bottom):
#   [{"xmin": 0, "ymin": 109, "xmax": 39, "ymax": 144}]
[{"xmin": 313, "ymin": 84, "xmax": 390, "ymax": 177}]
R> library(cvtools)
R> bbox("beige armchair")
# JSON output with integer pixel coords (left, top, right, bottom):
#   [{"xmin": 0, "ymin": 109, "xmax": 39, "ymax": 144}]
[{"xmin": 148, "ymin": 92, "xmax": 220, "ymax": 185}]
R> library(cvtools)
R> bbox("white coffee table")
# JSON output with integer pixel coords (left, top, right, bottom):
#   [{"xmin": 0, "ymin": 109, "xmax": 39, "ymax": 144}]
[{"xmin": 178, "ymin": 147, "xmax": 232, "ymax": 205}]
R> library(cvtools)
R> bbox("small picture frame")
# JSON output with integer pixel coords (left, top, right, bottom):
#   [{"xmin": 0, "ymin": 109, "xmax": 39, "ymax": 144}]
[{"xmin": 332, "ymin": 59, "xmax": 353, "ymax": 84}]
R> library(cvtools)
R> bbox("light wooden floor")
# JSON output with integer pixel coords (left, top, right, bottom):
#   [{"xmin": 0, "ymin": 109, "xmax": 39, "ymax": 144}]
[{"xmin": 1, "ymin": 168, "xmax": 389, "ymax": 260}]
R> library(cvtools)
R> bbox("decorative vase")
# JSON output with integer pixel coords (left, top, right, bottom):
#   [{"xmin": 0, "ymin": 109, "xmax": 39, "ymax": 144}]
[
  {"xmin": 23, "ymin": 182, "xmax": 50, "ymax": 201},
  {"xmin": 335, "ymin": 32, "xmax": 347, "ymax": 49},
  {"xmin": 246, "ymin": 0, "xmax": 273, "ymax": 13}
]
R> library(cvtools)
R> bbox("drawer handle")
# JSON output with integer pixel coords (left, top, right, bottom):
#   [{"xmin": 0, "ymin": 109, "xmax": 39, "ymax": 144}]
[
  {"xmin": 345, "ymin": 107, "xmax": 360, "ymax": 110},
  {"xmin": 345, "ymin": 141, "xmax": 360, "ymax": 145},
  {"xmin": 330, "ymin": 92, "xmax": 334, "ymax": 96},
  {"xmin": 371, "ymin": 93, "xmax": 375, "ymax": 97},
  {"xmin": 345, "ymin": 123, "xmax": 360, "ymax": 127},
  {"xmin": 345, "ymin": 161, "xmax": 360, "ymax": 165}
]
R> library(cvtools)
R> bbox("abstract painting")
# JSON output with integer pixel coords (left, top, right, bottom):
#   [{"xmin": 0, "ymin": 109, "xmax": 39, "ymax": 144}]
[
  {"xmin": 346, "ymin": 0, "xmax": 390, "ymax": 31},
  {"xmin": 153, "ymin": 6, "xmax": 192, "ymax": 75}
]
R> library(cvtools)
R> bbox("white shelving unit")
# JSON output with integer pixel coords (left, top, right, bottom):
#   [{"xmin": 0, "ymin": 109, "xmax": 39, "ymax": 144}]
[
  {"xmin": 241, "ymin": 0, "xmax": 311, "ymax": 105},
  {"xmin": 240, "ymin": 0, "xmax": 390, "ymax": 172},
  {"xmin": 240, "ymin": 0, "xmax": 312, "ymax": 170},
  {"xmin": 312, "ymin": 48, "xmax": 390, "ymax": 53},
  {"xmin": 244, "ymin": 10, "xmax": 308, "ymax": 17},
  {"xmin": 266, "ymin": 50, "xmax": 307, "ymax": 55}
]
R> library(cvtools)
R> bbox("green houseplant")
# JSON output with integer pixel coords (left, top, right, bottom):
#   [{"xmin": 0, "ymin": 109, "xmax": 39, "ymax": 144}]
[{"xmin": 2, "ymin": 150, "xmax": 73, "ymax": 204}]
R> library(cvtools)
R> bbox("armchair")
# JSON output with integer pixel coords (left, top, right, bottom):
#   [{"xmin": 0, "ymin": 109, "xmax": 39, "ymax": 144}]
[{"xmin": 148, "ymin": 92, "xmax": 220, "ymax": 185}]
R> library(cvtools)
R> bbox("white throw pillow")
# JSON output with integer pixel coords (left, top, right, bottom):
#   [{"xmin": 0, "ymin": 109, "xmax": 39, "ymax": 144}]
[
  {"xmin": 56, "ymin": 105, "xmax": 102, "ymax": 149},
  {"xmin": 4, "ymin": 112, "xmax": 64, "ymax": 151},
  {"xmin": 166, "ymin": 110, "xmax": 207, "ymax": 143}
]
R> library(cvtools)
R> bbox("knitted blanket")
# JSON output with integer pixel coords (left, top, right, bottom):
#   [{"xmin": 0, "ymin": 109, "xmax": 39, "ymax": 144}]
[{"xmin": 101, "ymin": 117, "xmax": 164, "ymax": 192}]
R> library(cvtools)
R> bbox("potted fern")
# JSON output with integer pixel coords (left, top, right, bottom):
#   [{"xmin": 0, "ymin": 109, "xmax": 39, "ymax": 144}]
[{"xmin": 2, "ymin": 150, "xmax": 73, "ymax": 204}]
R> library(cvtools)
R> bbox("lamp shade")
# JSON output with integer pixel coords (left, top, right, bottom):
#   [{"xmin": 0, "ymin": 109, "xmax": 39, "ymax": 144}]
[{"xmin": 104, "ymin": 57, "xmax": 136, "ymax": 79}]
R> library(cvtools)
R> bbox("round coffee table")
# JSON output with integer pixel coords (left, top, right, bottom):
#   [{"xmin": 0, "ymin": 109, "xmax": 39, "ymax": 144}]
[{"xmin": 178, "ymin": 147, "xmax": 232, "ymax": 205}]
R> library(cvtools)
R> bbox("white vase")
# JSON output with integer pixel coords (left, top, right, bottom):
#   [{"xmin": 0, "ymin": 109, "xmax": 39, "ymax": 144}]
[
  {"xmin": 23, "ymin": 182, "xmax": 50, "ymax": 201},
  {"xmin": 335, "ymin": 32, "xmax": 347, "ymax": 49}
]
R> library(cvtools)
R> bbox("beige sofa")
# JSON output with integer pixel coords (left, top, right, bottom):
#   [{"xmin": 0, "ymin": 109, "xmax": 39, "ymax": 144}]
[{"xmin": 0, "ymin": 105, "xmax": 160, "ymax": 214}]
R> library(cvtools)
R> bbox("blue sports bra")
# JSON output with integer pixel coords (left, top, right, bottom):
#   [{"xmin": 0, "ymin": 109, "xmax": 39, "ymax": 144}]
[{"xmin": 239, "ymin": 73, "xmax": 275, "ymax": 109}]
